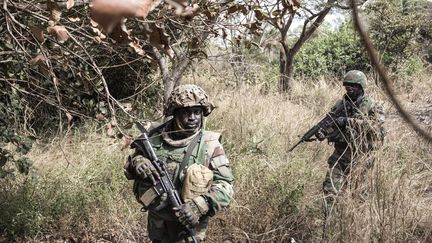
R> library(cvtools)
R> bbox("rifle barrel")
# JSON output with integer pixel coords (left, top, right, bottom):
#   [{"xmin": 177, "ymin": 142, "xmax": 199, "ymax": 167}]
[{"xmin": 288, "ymin": 140, "xmax": 303, "ymax": 152}]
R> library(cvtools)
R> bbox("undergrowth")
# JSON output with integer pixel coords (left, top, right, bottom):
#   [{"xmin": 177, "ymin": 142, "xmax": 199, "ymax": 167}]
[{"xmin": 1, "ymin": 67, "xmax": 431, "ymax": 242}]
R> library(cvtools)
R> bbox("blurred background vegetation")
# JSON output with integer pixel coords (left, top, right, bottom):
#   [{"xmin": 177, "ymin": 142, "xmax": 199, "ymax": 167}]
[{"xmin": 1, "ymin": 0, "xmax": 431, "ymax": 242}]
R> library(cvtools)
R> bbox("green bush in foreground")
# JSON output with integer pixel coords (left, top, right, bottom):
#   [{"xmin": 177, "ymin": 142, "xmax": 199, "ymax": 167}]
[{"xmin": 0, "ymin": 134, "xmax": 143, "ymax": 240}]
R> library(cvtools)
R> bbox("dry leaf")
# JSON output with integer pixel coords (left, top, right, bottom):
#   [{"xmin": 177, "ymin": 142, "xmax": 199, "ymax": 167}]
[
  {"xmin": 47, "ymin": 25, "xmax": 69, "ymax": 43},
  {"xmin": 121, "ymin": 136, "xmax": 133, "ymax": 151},
  {"xmin": 96, "ymin": 113, "xmax": 106, "ymax": 121},
  {"xmin": 143, "ymin": 22, "xmax": 174, "ymax": 58},
  {"xmin": 65, "ymin": 112, "xmax": 73, "ymax": 124},
  {"xmin": 165, "ymin": 0, "xmax": 198, "ymax": 17},
  {"xmin": 66, "ymin": 0, "xmax": 75, "ymax": 9},
  {"xmin": 91, "ymin": 0, "xmax": 162, "ymax": 33},
  {"xmin": 30, "ymin": 26, "xmax": 45, "ymax": 43},
  {"xmin": 106, "ymin": 123, "xmax": 115, "ymax": 137},
  {"xmin": 47, "ymin": 0, "xmax": 62, "ymax": 23},
  {"xmin": 282, "ymin": 0, "xmax": 300, "ymax": 12},
  {"xmin": 29, "ymin": 54, "xmax": 50, "ymax": 77},
  {"xmin": 29, "ymin": 54, "xmax": 47, "ymax": 66},
  {"xmin": 67, "ymin": 16, "xmax": 81, "ymax": 22},
  {"xmin": 110, "ymin": 21, "xmax": 130, "ymax": 44},
  {"xmin": 128, "ymin": 41, "xmax": 145, "ymax": 56}
]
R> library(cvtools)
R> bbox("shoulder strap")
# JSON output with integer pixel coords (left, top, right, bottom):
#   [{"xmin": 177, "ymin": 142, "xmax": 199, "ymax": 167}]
[{"xmin": 174, "ymin": 131, "xmax": 202, "ymax": 188}]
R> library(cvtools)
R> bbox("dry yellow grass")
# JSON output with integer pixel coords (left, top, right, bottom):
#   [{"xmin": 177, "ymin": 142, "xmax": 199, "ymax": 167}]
[{"xmin": 1, "ymin": 64, "xmax": 430, "ymax": 242}]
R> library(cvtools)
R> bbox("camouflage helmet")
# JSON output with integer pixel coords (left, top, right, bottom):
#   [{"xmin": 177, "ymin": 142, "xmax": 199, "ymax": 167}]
[
  {"xmin": 164, "ymin": 84, "xmax": 214, "ymax": 117},
  {"xmin": 343, "ymin": 70, "xmax": 367, "ymax": 90}
]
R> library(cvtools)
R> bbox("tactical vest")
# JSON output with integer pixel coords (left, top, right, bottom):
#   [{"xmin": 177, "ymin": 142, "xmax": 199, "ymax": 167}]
[{"xmin": 333, "ymin": 95, "xmax": 383, "ymax": 150}]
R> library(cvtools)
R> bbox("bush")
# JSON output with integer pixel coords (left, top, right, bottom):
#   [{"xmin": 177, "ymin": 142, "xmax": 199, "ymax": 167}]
[
  {"xmin": 294, "ymin": 23, "xmax": 370, "ymax": 79},
  {"xmin": 0, "ymin": 131, "xmax": 146, "ymax": 241}
]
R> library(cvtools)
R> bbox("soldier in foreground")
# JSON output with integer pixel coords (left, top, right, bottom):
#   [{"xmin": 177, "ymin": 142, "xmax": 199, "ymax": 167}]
[
  {"xmin": 124, "ymin": 84, "xmax": 234, "ymax": 242},
  {"xmin": 317, "ymin": 70, "xmax": 385, "ymax": 217}
]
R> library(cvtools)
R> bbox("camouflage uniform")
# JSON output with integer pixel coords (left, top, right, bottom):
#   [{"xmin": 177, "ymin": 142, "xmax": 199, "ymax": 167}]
[
  {"xmin": 322, "ymin": 71, "xmax": 385, "ymax": 215},
  {"xmin": 125, "ymin": 85, "xmax": 234, "ymax": 242}
]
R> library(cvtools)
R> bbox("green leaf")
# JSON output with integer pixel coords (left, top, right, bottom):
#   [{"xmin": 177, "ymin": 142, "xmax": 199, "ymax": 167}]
[
  {"xmin": 272, "ymin": 10, "xmax": 281, "ymax": 16},
  {"xmin": 14, "ymin": 157, "xmax": 32, "ymax": 175}
]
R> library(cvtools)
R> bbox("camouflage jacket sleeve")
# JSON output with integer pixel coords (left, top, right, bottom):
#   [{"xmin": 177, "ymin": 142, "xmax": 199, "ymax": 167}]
[
  {"xmin": 203, "ymin": 132, "xmax": 234, "ymax": 215},
  {"xmin": 347, "ymin": 97, "xmax": 385, "ymax": 149}
]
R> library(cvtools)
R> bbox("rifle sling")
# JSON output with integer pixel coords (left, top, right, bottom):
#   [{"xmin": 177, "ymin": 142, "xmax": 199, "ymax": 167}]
[
  {"xmin": 148, "ymin": 118, "xmax": 173, "ymax": 137},
  {"xmin": 174, "ymin": 131, "xmax": 202, "ymax": 189}
]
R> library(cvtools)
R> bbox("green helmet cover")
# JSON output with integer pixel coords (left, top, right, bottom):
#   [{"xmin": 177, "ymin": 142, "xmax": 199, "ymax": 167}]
[{"xmin": 343, "ymin": 70, "xmax": 367, "ymax": 90}]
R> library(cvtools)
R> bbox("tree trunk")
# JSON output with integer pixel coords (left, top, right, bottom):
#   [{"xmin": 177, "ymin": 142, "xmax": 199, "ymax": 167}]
[
  {"xmin": 279, "ymin": 46, "xmax": 294, "ymax": 92},
  {"xmin": 162, "ymin": 56, "xmax": 191, "ymax": 103},
  {"xmin": 277, "ymin": 0, "xmax": 336, "ymax": 92},
  {"xmin": 152, "ymin": 48, "xmax": 191, "ymax": 104}
]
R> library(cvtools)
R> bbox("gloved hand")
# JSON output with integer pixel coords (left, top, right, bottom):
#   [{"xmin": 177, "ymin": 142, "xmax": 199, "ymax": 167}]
[
  {"xmin": 174, "ymin": 196, "xmax": 210, "ymax": 228},
  {"xmin": 335, "ymin": 117, "xmax": 348, "ymax": 128},
  {"xmin": 133, "ymin": 155, "xmax": 159, "ymax": 184},
  {"xmin": 124, "ymin": 156, "xmax": 136, "ymax": 180},
  {"xmin": 315, "ymin": 129, "xmax": 326, "ymax": 141}
]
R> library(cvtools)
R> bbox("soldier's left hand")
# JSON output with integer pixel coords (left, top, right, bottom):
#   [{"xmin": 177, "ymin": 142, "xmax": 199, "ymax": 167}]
[
  {"xmin": 174, "ymin": 196, "xmax": 210, "ymax": 228},
  {"xmin": 335, "ymin": 117, "xmax": 348, "ymax": 127},
  {"xmin": 315, "ymin": 129, "xmax": 326, "ymax": 141}
]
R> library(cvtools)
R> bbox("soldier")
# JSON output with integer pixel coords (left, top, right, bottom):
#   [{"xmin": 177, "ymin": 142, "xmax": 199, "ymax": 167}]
[
  {"xmin": 317, "ymin": 70, "xmax": 385, "ymax": 217},
  {"xmin": 124, "ymin": 84, "xmax": 234, "ymax": 242}
]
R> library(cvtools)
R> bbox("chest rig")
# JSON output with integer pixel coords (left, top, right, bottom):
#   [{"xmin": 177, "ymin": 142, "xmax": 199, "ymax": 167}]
[{"xmin": 150, "ymin": 130, "xmax": 207, "ymax": 190}]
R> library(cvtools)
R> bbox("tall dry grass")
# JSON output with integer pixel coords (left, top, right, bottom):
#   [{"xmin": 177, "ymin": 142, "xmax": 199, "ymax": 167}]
[
  {"xmin": 1, "ymin": 59, "xmax": 431, "ymax": 242},
  {"xmin": 182, "ymin": 64, "xmax": 432, "ymax": 242}
]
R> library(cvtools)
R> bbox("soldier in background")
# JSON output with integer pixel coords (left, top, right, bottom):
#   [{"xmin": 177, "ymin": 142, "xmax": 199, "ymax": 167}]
[
  {"xmin": 316, "ymin": 70, "xmax": 385, "ymax": 218},
  {"xmin": 124, "ymin": 84, "xmax": 234, "ymax": 242}
]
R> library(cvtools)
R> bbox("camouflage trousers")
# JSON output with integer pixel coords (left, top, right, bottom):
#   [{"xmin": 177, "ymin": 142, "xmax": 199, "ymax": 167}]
[
  {"xmin": 322, "ymin": 145, "xmax": 372, "ymax": 217},
  {"xmin": 148, "ymin": 211, "xmax": 209, "ymax": 243}
]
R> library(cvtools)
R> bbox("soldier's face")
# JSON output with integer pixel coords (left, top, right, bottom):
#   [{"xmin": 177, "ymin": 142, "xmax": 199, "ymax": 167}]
[
  {"xmin": 174, "ymin": 107, "xmax": 203, "ymax": 130},
  {"xmin": 344, "ymin": 83, "xmax": 363, "ymax": 99}
]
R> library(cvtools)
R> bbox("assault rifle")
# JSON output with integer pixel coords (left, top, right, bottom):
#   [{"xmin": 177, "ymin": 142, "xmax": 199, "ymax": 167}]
[
  {"xmin": 288, "ymin": 96, "xmax": 363, "ymax": 152},
  {"xmin": 132, "ymin": 122, "xmax": 199, "ymax": 243}
]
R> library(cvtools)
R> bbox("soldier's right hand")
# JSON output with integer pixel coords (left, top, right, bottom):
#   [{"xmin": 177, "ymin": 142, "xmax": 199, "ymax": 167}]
[{"xmin": 132, "ymin": 155, "xmax": 160, "ymax": 184}]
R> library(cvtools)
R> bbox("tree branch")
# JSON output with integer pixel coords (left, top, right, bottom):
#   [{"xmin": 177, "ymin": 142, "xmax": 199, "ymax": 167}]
[{"xmin": 291, "ymin": 0, "xmax": 336, "ymax": 56}]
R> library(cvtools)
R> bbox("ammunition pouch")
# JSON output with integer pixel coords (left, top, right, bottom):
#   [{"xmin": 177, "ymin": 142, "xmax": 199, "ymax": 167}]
[
  {"xmin": 182, "ymin": 164, "xmax": 213, "ymax": 202},
  {"xmin": 133, "ymin": 180, "xmax": 168, "ymax": 211}
]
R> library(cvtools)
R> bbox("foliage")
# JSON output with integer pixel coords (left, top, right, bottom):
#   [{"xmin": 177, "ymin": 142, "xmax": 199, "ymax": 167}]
[
  {"xmin": 237, "ymin": 0, "xmax": 336, "ymax": 91},
  {"xmin": 0, "ymin": 0, "xmax": 247, "ymax": 138},
  {"xmin": 365, "ymin": 0, "xmax": 432, "ymax": 75},
  {"xmin": 0, "ymin": 132, "xmax": 142, "ymax": 240},
  {"xmin": 294, "ymin": 22, "xmax": 370, "ymax": 79},
  {"xmin": 1, "ymin": 1, "xmax": 157, "ymax": 134},
  {"xmin": 0, "ymin": 82, "xmax": 34, "ymax": 178}
]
